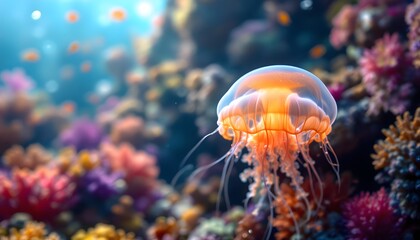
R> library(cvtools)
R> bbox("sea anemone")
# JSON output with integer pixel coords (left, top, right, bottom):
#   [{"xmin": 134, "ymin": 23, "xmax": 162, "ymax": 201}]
[
  {"xmin": 71, "ymin": 223, "xmax": 135, "ymax": 240},
  {"xmin": 343, "ymin": 188, "xmax": 404, "ymax": 240},
  {"xmin": 3, "ymin": 144, "xmax": 52, "ymax": 170},
  {"xmin": 360, "ymin": 33, "xmax": 413, "ymax": 115},
  {"xmin": 406, "ymin": 0, "xmax": 420, "ymax": 68},
  {"xmin": 372, "ymin": 108, "xmax": 420, "ymax": 219},
  {"xmin": 0, "ymin": 167, "xmax": 77, "ymax": 221},
  {"xmin": 59, "ymin": 118, "xmax": 103, "ymax": 151}
]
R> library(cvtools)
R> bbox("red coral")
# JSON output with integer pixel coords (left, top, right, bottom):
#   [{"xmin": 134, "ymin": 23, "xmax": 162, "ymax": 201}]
[
  {"xmin": 343, "ymin": 188, "xmax": 404, "ymax": 240},
  {"xmin": 0, "ymin": 167, "xmax": 77, "ymax": 221}
]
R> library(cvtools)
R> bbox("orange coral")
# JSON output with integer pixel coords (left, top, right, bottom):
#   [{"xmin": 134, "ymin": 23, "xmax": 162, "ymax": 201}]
[
  {"xmin": 3, "ymin": 144, "xmax": 52, "ymax": 169},
  {"xmin": 372, "ymin": 108, "xmax": 420, "ymax": 170},
  {"xmin": 272, "ymin": 172, "xmax": 354, "ymax": 239}
]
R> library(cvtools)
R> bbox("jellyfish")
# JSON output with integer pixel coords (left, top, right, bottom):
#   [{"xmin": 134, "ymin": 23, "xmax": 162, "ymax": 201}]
[
  {"xmin": 179, "ymin": 65, "xmax": 337, "ymax": 237},
  {"xmin": 215, "ymin": 65, "xmax": 338, "ymax": 233}
]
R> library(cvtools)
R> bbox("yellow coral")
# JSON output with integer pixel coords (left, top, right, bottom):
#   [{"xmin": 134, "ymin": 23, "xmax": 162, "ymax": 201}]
[
  {"xmin": 71, "ymin": 224, "xmax": 135, "ymax": 240},
  {"xmin": 372, "ymin": 108, "xmax": 420, "ymax": 170},
  {"xmin": 2, "ymin": 221, "xmax": 59, "ymax": 240}
]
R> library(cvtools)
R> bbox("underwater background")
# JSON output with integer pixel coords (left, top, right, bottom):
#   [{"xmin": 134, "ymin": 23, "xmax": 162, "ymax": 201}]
[{"xmin": 0, "ymin": 0, "xmax": 419, "ymax": 239}]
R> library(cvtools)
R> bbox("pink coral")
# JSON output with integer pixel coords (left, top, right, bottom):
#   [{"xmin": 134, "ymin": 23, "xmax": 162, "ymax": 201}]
[
  {"xmin": 0, "ymin": 167, "xmax": 77, "ymax": 221},
  {"xmin": 406, "ymin": 0, "xmax": 420, "ymax": 68},
  {"xmin": 360, "ymin": 33, "xmax": 414, "ymax": 115},
  {"xmin": 110, "ymin": 115, "xmax": 146, "ymax": 147},
  {"xmin": 330, "ymin": 5, "xmax": 358, "ymax": 49},
  {"xmin": 0, "ymin": 68, "xmax": 34, "ymax": 93},
  {"xmin": 100, "ymin": 143, "xmax": 159, "ymax": 196},
  {"xmin": 343, "ymin": 188, "xmax": 404, "ymax": 240}
]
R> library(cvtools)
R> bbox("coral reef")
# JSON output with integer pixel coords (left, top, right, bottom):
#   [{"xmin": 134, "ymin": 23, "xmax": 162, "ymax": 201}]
[
  {"xmin": 272, "ymin": 173, "xmax": 353, "ymax": 239},
  {"xmin": 3, "ymin": 144, "xmax": 52, "ymax": 169},
  {"xmin": 406, "ymin": 0, "xmax": 420, "ymax": 68},
  {"xmin": 0, "ymin": 68, "xmax": 34, "ymax": 93},
  {"xmin": 343, "ymin": 188, "xmax": 404, "ymax": 240},
  {"xmin": 360, "ymin": 33, "xmax": 415, "ymax": 115},
  {"xmin": 0, "ymin": 167, "xmax": 76, "ymax": 221},
  {"xmin": 372, "ymin": 108, "xmax": 420, "ymax": 219},
  {"xmin": 60, "ymin": 118, "xmax": 103, "ymax": 151},
  {"xmin": 234, "ymin": 213, "xmax": 265, "ymax": 240},
  {"xmin": 71, "ymin": 223, "xmax": 135, "ymax": 240},
  {"xmin": 0, "ymin": 221, "xmax": 59, "ymax": 240},
  {"xmin": 110, "ymin": 115, "xmax": 146, "ymax": 147}
]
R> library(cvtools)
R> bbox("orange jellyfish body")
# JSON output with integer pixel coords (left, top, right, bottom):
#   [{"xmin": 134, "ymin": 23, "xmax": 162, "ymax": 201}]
[{"xmin": 217, "ymin": 65, "xmax": 337, "ymax": 198}]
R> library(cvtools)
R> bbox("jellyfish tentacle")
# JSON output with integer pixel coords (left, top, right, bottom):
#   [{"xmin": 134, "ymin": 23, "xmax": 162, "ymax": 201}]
[
  {"xmin": 180, "ymin": 128, "xmax": 218, "ymax": 168},
  {"xmin": 187, "ymin": 151, "xmax": 230, "ymax": 183}
]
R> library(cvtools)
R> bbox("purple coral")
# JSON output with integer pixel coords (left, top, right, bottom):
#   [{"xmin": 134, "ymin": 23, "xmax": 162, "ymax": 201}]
[
  {"xmin": 359, "ymin": 34, "xmax": 414, "ymax": 115},
  {"xmin": 343, "ymin": 188, "xmax": 404, "ymax": 240},
  {"xmin": 81, "ymin": 167, "xmax": 124, "ymax": 199},
  {"xmin": 0, "ymin": 68, "xmax": 34, "ymax": 93},
  {"xmin": 59, "ymin": 118, "xmax": 103, "ymax": 151}
]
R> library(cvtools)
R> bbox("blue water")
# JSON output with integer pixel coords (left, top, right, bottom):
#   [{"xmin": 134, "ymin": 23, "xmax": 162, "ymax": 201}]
[{"xmin": 0, "ymin": 0, "xmax": 166, "ymax": 107}]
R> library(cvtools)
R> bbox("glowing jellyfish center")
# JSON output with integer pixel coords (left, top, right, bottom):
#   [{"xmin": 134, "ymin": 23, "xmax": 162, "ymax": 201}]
[{"xmin": 216, "ymin": 65, "xmax": 337, "ymax": 198}]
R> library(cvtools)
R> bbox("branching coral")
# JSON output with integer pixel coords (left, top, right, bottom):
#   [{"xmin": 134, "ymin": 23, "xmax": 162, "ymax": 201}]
[
  {"xmin": 360, "ymin": 34, "xmax": 414, "ymax": 115},
  {"xmin": 71, "ymin": 223, "xmax": 135, "ymax": 240},
  {"xmin": 0, "ymin": 167, "xmax": 77, "ymax": 221},
  {"xmin": 2, "ymin": 221, "xmax": 60, "ymax": 240},
  {"xmin": 272, "ymin": 173, "xmax": 353, "ymax": 239},
  {"xmin": 372, "ymin": 108, "xmax": 420, "ymax": 219},
  {"xmin": 406, "ymin": 0, "xmax": 420, "ymax": 68},
  {"xmin": 343, "ymin": 188, "xmax": 404, "ymax": 240},
  {"xmin": 3, "ymin": 144, "xmax": 52, "ymax": 169}
]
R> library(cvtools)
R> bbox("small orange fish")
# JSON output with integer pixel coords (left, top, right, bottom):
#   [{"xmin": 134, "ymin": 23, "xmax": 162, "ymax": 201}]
[
  {"xmin": 61, "ymin": 102, "xmax": 76, "ymax": 114},
  {"xmin": 109, "ymin": 7, "xmax": 126, "ymax": 22},
  {"xmin": 21, "ymin": 49, "xmax": 40, "ymax": 62},
  {"xmin": 81, "ymin": 61, "xmax": 91, "ymax": 73},
  {"xmin": 68, "ymin": 41, "xmax": 80, "ymax": 53},
  {"xmin": 66, "ymin": 11, "xmax": 79, "ymax": 23},
  {"xmin": 277, "ymin": 10, "xmax": 291, "ymax": 26},
  {"xmin": 310, "ymin": 44, "xmax": 326, "ymax": 59}
]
